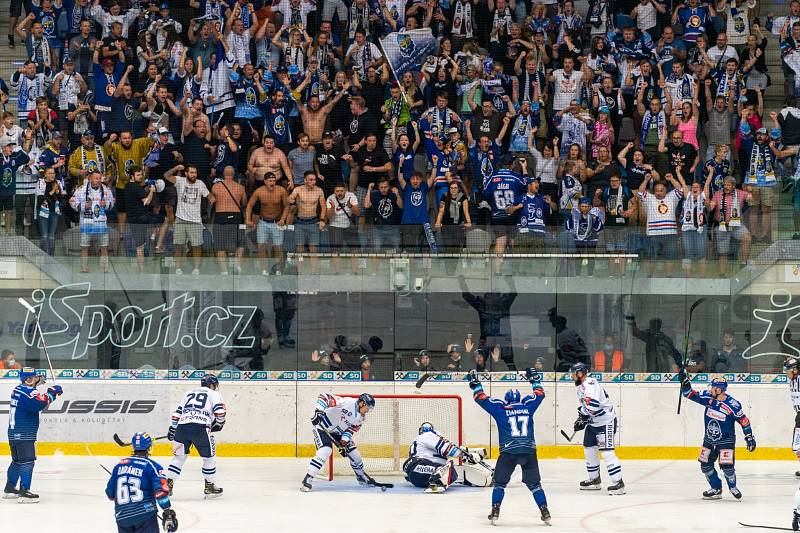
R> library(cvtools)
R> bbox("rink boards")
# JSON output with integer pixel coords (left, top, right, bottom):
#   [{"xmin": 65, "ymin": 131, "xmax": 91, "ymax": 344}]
[{"xmin": 0, "ymin": 375, "xmax": 795, "ymax": 459}]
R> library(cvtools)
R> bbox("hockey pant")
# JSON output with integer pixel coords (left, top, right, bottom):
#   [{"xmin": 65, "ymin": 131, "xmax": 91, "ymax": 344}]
[
  {"xmin": 6, "ymin": 440, "xmax": 36, "ymax": 490},
  {"xmin": 168, "ymin": 423, "xmax": 217, "ymax": 483},
  {"xmin": 117, "ymin": 515, "xmax": 160, "ymax": 533},
  {"xmin": 307, "ymin": 427, "xmax": 365, "ymax": 477},
  {"xmin": 492, "ymin": 451, "xmax": 547, "ymax": 507},
  {"xmin": 793, "ymin": 412, "xmax": 800, "ymax": 454},
  {"xmin": 583, "ymin": 419, "xmax": 622, "ymax": 483},
  {"xmin": 698, "ymin": 444, "xmax": 736, "ymax": 490},
  {"xmin": 403, "ymin": 457, "xmax": 492, "ymax": 490}
]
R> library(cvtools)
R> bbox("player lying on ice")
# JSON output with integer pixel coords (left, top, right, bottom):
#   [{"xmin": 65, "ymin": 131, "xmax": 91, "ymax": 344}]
[
  {"xmin": 403, "ymin": 422, "xmax": 493, "ymax": 493},
  {"xmin": 302, "ymin": 392, "xmax": 391, "ymax": 491}
]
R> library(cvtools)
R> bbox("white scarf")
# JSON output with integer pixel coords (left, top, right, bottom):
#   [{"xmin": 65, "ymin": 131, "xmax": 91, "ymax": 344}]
[
  {"xmin": 452, "ymin": 0, "xmax": 473, "ymax": 37},
  {"xmin": 491, "ymin": 7, "xmax": 512, "ymax": 42},
  {"xmin": 349, "ymin": 2, "xmax": 369, "ymax": 39},
  {"xmin": 80, "ymin": 145, "xmax": 106, "ymax": 173},
  {"xmin": 682, "ymin": 192, "xmax": 704, "ymax": 231}
]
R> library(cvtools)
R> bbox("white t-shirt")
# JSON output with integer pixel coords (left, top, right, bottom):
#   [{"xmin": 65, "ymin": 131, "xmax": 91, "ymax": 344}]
[
  {"xmin": 175, "ymin": 175, "xmax": 210, "ymax": 224},
  {"xmin": 346, "ymin": 42, "xmax": 382, "ymax": 74},
  {"xmin": 552, "ymin": 69, "xmax": 581, "ymax": 111},
  {"xmin": 637, "ymin": 189, "xmax": 683, "ymax": 235},
  {"xmin": 635, "ymin": 1, "xmax": 658, "ymax": 32},
  {"xmin": 706, "ymin": 45, "xmax": 739, "ymax": 69},
  {"xmin": 326, "ymin": 191, "xmax": 358, "ymax": 229},
  {"xmin": 725, "ymin": 1, "xmax": 756, "ymax": 45}
]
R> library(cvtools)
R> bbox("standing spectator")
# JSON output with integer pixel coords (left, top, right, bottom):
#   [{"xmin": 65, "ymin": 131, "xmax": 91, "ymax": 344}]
[
  {"xmin": 0, "ymin": 349, "xmax": 20, "ymax": 369},
  {"xmin": 637, "ymin": 170, "xmax": 686, "ymax": 275},
  {"xmin": 445, "ymin": 344, "xmax": 463, "ymax": 371},
  {"xmin": 593, "ymin": 334, "xmax": 624, "ymax": 372},
  {"xmin": 710, "ymin": 329, "xmax": 745, "ymax": 371},
  {"xmin": 211, "ymin": 166, "xmax": 247, "ymax": 275},
  {"xmin": 0, "ymin": 137, "xmax": 33, "ymax": 233},
  {"xmin": 35, "ymin": 167, "xmax": 63, "ymax": 255},
  {"xmin": 288, "ymin": 171, "xmax": 327, "ymax": 274},
  {"xmin": 597, "ymin": 173, "xmax": 636, "ymax": 277},
  {"xmin": 245, "ymin": 173, "xmax": 291, "ymax": 276},
  {"xmin": 105, "ymin": 130, "xmax": 155, "ymax": 231},
  {"xmin": 364, "ymin": 178, "xmax": 402, "ymax": 261},
  {"xmin": 636, "ymin": 92, "xmax": 668, "ymax": 175},
  {"xmin": 413, "ymin": 350, "xmax": 436, "ymax": 372},
  {"xmin": 743, "ymin": 126, "xmax": 779, "ymax": 242},
  {"xmin": 397, "ymin": 165, "xmax": 434, "ymax": 252},
  {"xmin": 69, "ymin": 170, "xmax": 114, "ymax": 273},
  {"xmin": 564, "ymin": 197, "xmax": 605, "ymax": 276},
  {"xmin": 314, "ymin": 132, "xmax": 346, "ymax": 198},
  {"xmin": 325, "ymin": 182, "xmax": 360, "ymax": 273},
  {"xmin": 681, "ymin": 179, "xmax": 708, "ymax": 275},
  {"xmin": 287, "ymin": 133, "xmax": 317, "ymax": 188},
  {"xmin": 124, "ymin": 166, "xmax": 159, "ymax": 272},
  {"xmin": 435, "ymin": 178, "xmax": 471, "ymax": 254},
  {"xmin": 704, "ymin": 175, "xmax": 752, "ymax": 272},
  {"xmin": 92, "ymin": 47, "xmax": 126, "ymax": 138},
  {"xmin": 665, "ymin": 130, "xmax": 699, "ymax": 177},
  {"xmin": 11, "ymin": 61, "xmax": 52, "ymax": 125},
  {"xmin": 625, "ymin": 315, "xmax": 681, "ymax": 372},
  {"xmin": 163, "ymin": 164, "xmax": 216, "ymax": 275}
]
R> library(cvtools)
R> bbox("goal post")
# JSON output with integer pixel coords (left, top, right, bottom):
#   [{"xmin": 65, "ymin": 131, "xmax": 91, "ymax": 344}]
[{"xmin": 322, "ymin": 394, "xmax": 463, "ymax": 481}]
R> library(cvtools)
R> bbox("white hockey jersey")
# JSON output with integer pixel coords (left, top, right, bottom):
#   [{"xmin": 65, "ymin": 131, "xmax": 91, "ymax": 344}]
[
  {"xmin": 790, "ymin": 374, "xmax": 800, "ymax": 413},
  {"xmin": 408, "ymin": 431, "xmax": 461, "ymax": 466},
  {"xmin": 577, "ymin": 377, "xmax": 616, "ymax": 426},
  {"xmin": 314, "ymin": 393, "xmax": 364, "ymax": 444},
  {"xmin": 171, "ymin": 386, "xmax": 226, "ymax": 428}
]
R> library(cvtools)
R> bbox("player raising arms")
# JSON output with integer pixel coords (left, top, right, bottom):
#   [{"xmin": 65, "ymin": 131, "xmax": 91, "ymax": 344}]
[
  {"xmin": 469, "ymin": 368, "xmax": 551, "ymax": 526},
  {"xmin": 679, "ymin": 374, "xmax": 756, "ymax": 500},
  {"xmin": 166, "ymin": 375, "xmax": 227, "ymax": 498},
  {"xmin": 4, "ymin": 367, "xmax": 62, "ymax": 503},
  {"xmin": 570, "ymin": 362, "xmax": 625, "ymax": 495},
  {"xmin": 106, "ymin": 432, "xmax": 178, "ymax": 533},
  {"xmin": 302, "ymin": 392, "xmax": 388, "ymax": 492},
  {"xmin": 403, "ymin": 422, "xmax": 492, "ymax": 493}
]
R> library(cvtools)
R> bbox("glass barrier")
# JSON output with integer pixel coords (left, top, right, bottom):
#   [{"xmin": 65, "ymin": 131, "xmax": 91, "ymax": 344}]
[{"xmin": 0, "ymin": 216, "xmax": 797, "ymax": 377}]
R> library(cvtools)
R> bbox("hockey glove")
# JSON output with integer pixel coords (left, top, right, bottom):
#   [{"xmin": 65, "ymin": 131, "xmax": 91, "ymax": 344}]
[
  {"xmin": 574, "ymin": 413, "xmax": 589, "ymax": 432},
  {"xmin": 524, "ymin": 368, "xmax": 542, "ymax": 384},
  {"xmin": 466, "ymin": 451, "xmax": 483, "ymax": 465},
  {"xmin": 745, "ymin": 434, "xmax": 757, "ymax": 453},
  {"xmin": 48, "ymin": 385, "xmax": 63, "ymax": 397},
  {"xmin": 162, "ymin": 508, "xmax": 178, "ymax": 532},
  {"xmin": 167, "ymin": 426, "xmax": 176, "ymax": 442},
  {"xmin": 210, "ymin": 420, "xmax": 225, "ymax": 433},
  {"xmin": 311, "ymin": 410, "xmax": 330, "ymax": 427},
  {"xmin": 338, "ymin": 440, "xmax": 355, "ymax": 458},
  {"xmin": 468, "ymin": 369, "xmax": 480, "ymax": 390}
]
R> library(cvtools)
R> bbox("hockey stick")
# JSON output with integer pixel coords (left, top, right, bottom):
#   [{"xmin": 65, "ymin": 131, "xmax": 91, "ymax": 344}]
[
  {"xmin": 316, "ymin": 425, "xmax": 393, "ymax": 490},
  {"xmin": 677, "ymin": 298, "xmax": 706, "ymax": 415},
  {"xmin": 18, "ymin": 297, "xmax": 57, "ymax": 385},
  {"xmin": 415, "ymin": 373, "xmax": 432, "ymax": 388},
  {"xmin": 738, "ymin": 522, "xmax": 794, "ymax": 531},
  {"xmin": 560, "ymin": 429, "xmax": 577, "ymax": 442},
  {"xmin": 113, "ymin": 433, "xmax": 170, "ymax": 447},
  {"xmin": 85, "ymin": 444, "xmax": 112, "ymax": 475}
]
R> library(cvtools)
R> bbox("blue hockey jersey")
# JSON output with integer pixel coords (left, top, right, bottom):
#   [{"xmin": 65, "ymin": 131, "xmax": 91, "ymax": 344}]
[
  {"xmin": 7, "ymin": 383, "xmax": 55, "ymax": 441},
  {"xmin": 682, "ymin": 388, "xmax": 753, "ymax": 447},
  {"xmin": 482, "ymin": 169, "xmax": 528, "ymax": 221},
  {"xmin": 472, "ymin": 382, "xmax": 544, "ymax": 455},
  {"xmin": 105, "ymin": 455, "xmax": 171, "ymax": 527}
]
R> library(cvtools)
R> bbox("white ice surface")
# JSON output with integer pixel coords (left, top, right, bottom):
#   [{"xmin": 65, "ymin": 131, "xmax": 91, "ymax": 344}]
[{"xmin": 1, "ymin": 456, "xmax": 797, "ymax": 532}]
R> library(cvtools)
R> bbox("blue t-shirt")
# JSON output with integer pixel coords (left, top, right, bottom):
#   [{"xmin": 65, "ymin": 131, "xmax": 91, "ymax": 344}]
[
  {"xmin": 516, "ymin": 193, "xmax": 550, "ymax": 235},
  {"xmin": 677, "ymin": 6, "xmax": 710, "ymax": 42},
  {"xmin": 105, "ymin": 455, "xmax": 171, "ymax": 528},
  {"xmin": 401, "ymin": 181, "xmax": 430, "ymax": 224},
  {"xmin": 482, "ymin": 169, "xmax": 528, "ymax": 221},
  {"xmin": 0, "ymin": 150, "xmax": 31, "ymax": 197},
  {"xmin": 469, "ymin": 142, "xmax": 501, "ymax": 192},
  {"xmin": 472, "ymin": 382, "xmax": 545, "ymax": 455}
]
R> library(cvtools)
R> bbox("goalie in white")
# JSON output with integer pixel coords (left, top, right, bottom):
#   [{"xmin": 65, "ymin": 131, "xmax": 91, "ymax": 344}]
[
  {"xmin": 301, "ymin": 392, "xmax": 378, "ymax": 492},
  {"xmin": 403, "ymin": 422, "xmax": 492, "ymax": 493}
]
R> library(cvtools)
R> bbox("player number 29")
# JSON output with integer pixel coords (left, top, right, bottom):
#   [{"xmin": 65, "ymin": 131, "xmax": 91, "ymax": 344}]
[
  {"xmin": 508, "ymin": 415, "xmax": 529, "ymax": 437},
  {"xmin": 116, "ymin": 475, "xmax": 144, "ymax": 505},
  {"xmin": 493, "ymin": 190, "xmax": 516, "ymax": 210},
  {"xmin": 185, "ymin": 392, "xmax": 208, "ymax": 409}
]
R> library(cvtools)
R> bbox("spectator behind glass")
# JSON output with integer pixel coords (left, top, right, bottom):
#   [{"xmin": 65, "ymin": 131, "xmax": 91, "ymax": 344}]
[
  {"xmin": 710, "ymin": 329, "xmax": 744, "ymax": 372},
  {"xmin": 445, "ymin": 344, "xmax": 463, "ymax": 371},
  {"xmin": 414, "ymin": 350, "xmax": 436, "ymax": 371},
  {"xmin": 0, "ymin": 349, "xmax": 20, "ymax": 369}
]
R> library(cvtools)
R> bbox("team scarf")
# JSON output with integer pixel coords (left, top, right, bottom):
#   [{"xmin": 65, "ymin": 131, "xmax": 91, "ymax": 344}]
[
  {"xmin": 716, "ymin": 71, "xmax": 740, "ymax": 104},
  {"xmin": 491, "ymin": 7, "xmax": 512, "ymax": 42},
  {"xmin": 640, "ymin": 109, "xmax": 666, "ymax": 148},
  {"xmin": 521, "ymin": 70, "xmax": 538, "ymax": 102},
  {"xmin": 452, "ymin": 0, "xmax": 473, "ymax": 37},
  {"xmin": 572, "ymin": 209, "xmax": 597, "ymax": 241},
  {"xmin": 349, "ymin": 2, "xmax": 369, "ymax": 39},
  {"xmin": 314, "ymin": 43, "xmax": 331, "ymax": 72},
  {"xmin": 143, "ymin": 140, "xmax": 163, "ymax": 168},
  {"xmin": 560, "ymin": 173, "xmax": 582, "ymax": 211},
  {"xmin": 605, "ymin": 186, "xmax": 625, "ymax": 215},
  {"xmin": 667, "ymin": 73, "xmax": 693, "ymax": 102},
  {"xmin": 80, "ymin": 145, "xmax": 106, "ymax": 173},
  {"xmin": 527, "ymin": 17, "xmax": 550, "ymax": 40},
  {"xmin": 748, "ymin": 141, "xmax": 776, "ymax": 183},
  {"xmin": 428, "ymin": 106, "xmax": 451, "ymax": 138},
  {"xmin": 719, "ymin": 188, "xmax": 740, "ymax": 224},
  {"xmin": 240, "ymin": 3, "xmax": 252, "ymax": 28},
  {"xmin": 682, "ymin": 191, "xmax": 705, "ymax": 230},
  {"xmin": 285, "ymin": 45, "xmax": 304, "ymax": 71}
]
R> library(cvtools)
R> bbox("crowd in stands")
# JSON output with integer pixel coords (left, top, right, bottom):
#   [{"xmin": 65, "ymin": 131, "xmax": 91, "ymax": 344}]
[{"xmin": 0, "ymin": 0, "xmax": 798, "ymax": 276}]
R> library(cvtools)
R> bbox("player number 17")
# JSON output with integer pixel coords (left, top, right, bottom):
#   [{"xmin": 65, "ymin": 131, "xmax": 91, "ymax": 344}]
[{"xmin": 509, "ymin": 415, "xmax": 529, "ymax": 437}]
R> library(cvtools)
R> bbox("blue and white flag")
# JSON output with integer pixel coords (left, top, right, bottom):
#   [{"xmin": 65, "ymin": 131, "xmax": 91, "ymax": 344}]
[{"xmin": 379, "ymin": 28, "xmax": 436, "ymax": 75}]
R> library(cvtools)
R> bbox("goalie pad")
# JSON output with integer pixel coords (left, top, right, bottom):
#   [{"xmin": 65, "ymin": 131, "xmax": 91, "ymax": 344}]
[
  {"xmin": 793, "ymin": 428, "xmax": 800, "ymax": 452},
  {"xmin": 456, "ymin": 463, "xmax": 493, "ymax": 488},
  {"xmin": 425, "ymin": 461, "xmax": 457, "ymax": 493}
]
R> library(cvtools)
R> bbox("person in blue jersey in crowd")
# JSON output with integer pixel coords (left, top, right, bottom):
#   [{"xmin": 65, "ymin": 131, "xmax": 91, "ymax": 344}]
[
  {"xmin": 4, "ymin": 367, "xmax": 62, "ymax": 502},
  {"xmin": 468, "ymin": 367, "xmax": 550, "ymax": 526},
  {"xmin": 679, "ymin": 373, "xmax": 756, "ymax": 500},
  {"xmin": 505, "ymin": 176, "xmax": 556, "ymax": 270},
  {"xmin": 106, "ymin": 432, "xmax": 178, "ymax": 533},
  {"xmin": 678, "ymin": 370, "xmax": 756, "ymax": 500},
  {"xmin": 482, "ymin": 154, "xmax": 530, "ymax": 275}
]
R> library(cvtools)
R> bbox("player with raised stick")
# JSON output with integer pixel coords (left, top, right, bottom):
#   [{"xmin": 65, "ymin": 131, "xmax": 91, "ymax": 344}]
[
  {"xmin": 679, "ymin": 373, "xmax": 756, "ymax": 500},
  {"xmin": 4, "ymin": 367, "xmax": 63, "ymax": 503},
  {"xmin": 106, "ymin": 432, "xmax": 178, "ymax": 533},
  {"xmin": 403, "ymin": 422, "xmax": 492, "ymax": 493},
  {"xmin": 165, "ymin": 375, "xmax": 227, "ymax": 498},
  {"xmin": 468, "ymin": 367, "xmax": 551, "ymax": 526},
  {"xmin": 301, "ymin": 392, "xmax": 391, "ymax": 492},
  {"xmin": 570, "ymin": 362, "xmax": 625, "ymax": 495}
]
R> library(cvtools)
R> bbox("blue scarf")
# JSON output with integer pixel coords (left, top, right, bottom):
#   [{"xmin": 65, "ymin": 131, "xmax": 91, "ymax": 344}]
[{"xmin": 640, "ymin": 109, "xmax": 665, "ymax": 148}]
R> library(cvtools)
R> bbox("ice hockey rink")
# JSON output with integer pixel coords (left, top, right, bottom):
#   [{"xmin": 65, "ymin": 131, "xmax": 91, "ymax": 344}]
[{"xmin": 2, "ymin": 456, "xmax": 799, "ymax": 532}]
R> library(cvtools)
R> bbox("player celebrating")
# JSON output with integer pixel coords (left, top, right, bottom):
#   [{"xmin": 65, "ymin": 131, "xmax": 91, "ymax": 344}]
[
  {"xmin": 4, "ymin": 367, "xmax": 62, "ymax": 503},
  {"xmin": 166, "ymin": 375, "xmax": 227, "ymax": 498},
  {"xmin": 570, "ymin": 362, "xmax": 625, "ymax": 495},
  {"xmin": 105, "ymin": 432, "xmax": 178, "ymax": 533},
  {"xmin": 679, "ymin": 373, "xmax": 756, "ymax": 500},
  {"xmin": 302, "ymin": 392, "xmax": 386, "ymax": 492},
  {"xmin": 403, "ymin": 422, "xmax": 491, "ymax": 493},
  {"xmin": 469, "ymin": 368, "xmax": 550, "ymax": 526}
]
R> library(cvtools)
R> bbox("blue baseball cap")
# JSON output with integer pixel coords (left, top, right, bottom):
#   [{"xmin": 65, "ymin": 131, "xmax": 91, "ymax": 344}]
[{"xmin": 578, "ymin": 197, "xmax": 591, "ymax": 206}]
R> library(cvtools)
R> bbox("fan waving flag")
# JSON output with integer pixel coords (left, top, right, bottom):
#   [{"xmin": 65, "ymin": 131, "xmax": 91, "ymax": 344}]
[{"xmin": 379, "ymin": 28, "xmax": 437, "ymax": 75}]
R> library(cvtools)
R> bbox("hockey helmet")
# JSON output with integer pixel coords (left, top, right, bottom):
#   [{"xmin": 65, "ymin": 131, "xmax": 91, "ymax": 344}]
[
  {"xmin": 504, "ymin": 389, "xmax": 521, "ymax": 404},
  {"xmin": 569, "ymin": 362, "xmax": 589, "ymax": 375},
  {"xmin": 358, "ymin": 393, "xmax": 375, "ymax": 412},
  {"xmin": 419, "ymin": 422, "xmax": 435, "ymax": 435},
  {"xmin": 709, "ymin": 377, "xmax": 728, "ymax": 392},
  {"xmin": 200, "ymin": 374, "xmax": 220, "ymax": 389},
  {"xmin": 131, "ymin": 432, "xmax": 153, "ymax": 452},
  {"xmin": 785, "ymin": 358, "xmax": 800, "ymax": 373},
  {"xmin": 19, "ymin": 367, "xmax": 40, "ymax": 384}
]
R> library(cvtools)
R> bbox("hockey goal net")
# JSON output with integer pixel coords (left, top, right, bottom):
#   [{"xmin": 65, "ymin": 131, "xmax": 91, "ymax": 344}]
[{"xmin": 322, "ymin": 394, "xmax": 463, "ymax": 481}]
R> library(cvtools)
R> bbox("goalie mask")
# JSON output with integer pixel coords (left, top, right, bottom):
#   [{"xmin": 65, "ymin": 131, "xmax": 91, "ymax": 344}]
[{"xmin": 419, "ymin": 422, "xmax": 434, "ymax": 435}]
